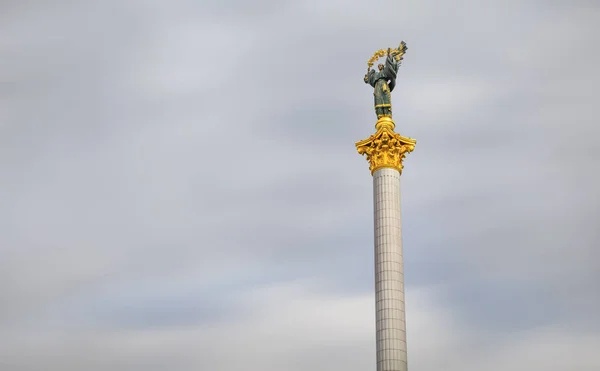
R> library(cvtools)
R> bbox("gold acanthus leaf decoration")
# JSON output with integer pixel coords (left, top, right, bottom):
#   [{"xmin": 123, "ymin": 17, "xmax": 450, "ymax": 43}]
[{"xmin": 355, "ymin": 127, "xmax": 416, "ymax": 175}]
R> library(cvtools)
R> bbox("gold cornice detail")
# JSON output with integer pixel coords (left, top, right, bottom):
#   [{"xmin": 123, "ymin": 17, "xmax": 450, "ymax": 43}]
[{"xmin": 355, "ymin": 117, "xmax": 416, "ymax": 175}]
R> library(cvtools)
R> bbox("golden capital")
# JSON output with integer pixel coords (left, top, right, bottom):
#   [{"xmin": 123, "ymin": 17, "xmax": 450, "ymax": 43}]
[{"xmin": 355, "ymin": 117, "xmax": 416, "ymax": 175}]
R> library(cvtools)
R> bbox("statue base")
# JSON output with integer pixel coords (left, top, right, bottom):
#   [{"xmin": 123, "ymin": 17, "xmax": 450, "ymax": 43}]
[{"xmin": 375, "ymin": 116, "xmax": 395, "ymax": 131}]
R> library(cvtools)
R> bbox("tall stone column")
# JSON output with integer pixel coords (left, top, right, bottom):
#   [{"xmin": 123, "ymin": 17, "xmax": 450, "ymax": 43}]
[{"xmin": 356, "ymin": 116, "xmax": 416, "ymax": 371}]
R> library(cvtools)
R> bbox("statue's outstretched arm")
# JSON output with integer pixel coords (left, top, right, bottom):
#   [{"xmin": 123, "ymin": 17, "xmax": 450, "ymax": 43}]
[{"xmin": 364, "ymin": 69, "xmax": 375, "ymax": 84}]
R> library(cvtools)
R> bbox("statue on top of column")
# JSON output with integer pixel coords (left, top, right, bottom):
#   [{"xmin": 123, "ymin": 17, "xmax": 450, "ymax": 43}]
[{"xmin": 364, "ymin": 41, "xmax": 407, "ymax": 119}]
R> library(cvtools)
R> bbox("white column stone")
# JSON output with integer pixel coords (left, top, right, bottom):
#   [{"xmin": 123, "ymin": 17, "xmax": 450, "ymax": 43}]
[{"xmin": 373, "ymin": 167, "xmax": 407, "ymax": 371}]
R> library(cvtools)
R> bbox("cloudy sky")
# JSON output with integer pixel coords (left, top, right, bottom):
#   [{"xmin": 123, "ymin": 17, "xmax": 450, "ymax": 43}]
[{"xmin": 1, "ymin": 0, "xmax": 599, "ymax": 370}]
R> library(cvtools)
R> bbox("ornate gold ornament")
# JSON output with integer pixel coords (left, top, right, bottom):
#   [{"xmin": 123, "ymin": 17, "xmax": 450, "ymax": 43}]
[
  {"xmin": 355, "ymin": 117, "xmax": 416, "ymax": 175},
  {"xmin": 366, "ymin": 41, "xmax": 407, "ymax": 70}
]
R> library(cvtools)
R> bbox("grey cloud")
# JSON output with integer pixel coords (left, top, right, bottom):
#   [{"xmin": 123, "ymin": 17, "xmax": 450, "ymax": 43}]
[{"xmin": 1, "ymin": 0, "xmax": 599, "ymax": 370}]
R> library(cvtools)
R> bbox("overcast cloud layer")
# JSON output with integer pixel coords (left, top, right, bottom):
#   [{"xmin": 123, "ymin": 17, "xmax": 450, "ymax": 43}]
[{"xmin": 1, "ymin": 1, "xmax": 599, "ymax": 370}]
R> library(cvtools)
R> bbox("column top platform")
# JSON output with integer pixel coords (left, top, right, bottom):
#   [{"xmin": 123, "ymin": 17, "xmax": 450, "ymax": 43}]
[{"xmin": 355, "ymin": 117, "xmax": 416, "ymax": 175}]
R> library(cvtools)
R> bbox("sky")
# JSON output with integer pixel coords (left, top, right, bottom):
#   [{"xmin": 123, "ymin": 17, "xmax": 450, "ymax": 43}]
[{"xmin": 1, "ymin": 0, "xmax": 599, "ymax": 370}]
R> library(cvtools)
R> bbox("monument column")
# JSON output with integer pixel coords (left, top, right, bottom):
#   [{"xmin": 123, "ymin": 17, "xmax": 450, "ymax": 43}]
[{"xmin": 356, "ymin": 116, "xmax": 416, "ymax": 371}]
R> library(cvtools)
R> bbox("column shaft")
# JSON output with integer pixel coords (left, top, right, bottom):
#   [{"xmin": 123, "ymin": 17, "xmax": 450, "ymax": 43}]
[{"xmin": 373, "ymin": 167, "xmax": 407, "ymax": 371}]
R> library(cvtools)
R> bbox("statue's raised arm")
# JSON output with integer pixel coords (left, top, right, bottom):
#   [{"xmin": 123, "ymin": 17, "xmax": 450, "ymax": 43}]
[{"xmin": 383, "ymin": 52, "xmax": 399, "ymax": 92}]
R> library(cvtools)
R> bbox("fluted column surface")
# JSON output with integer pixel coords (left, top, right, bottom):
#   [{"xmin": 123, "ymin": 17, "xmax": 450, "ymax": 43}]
[{"xmin": 373, "ymin": 167, "xmax": 407, "ymax": 371}]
